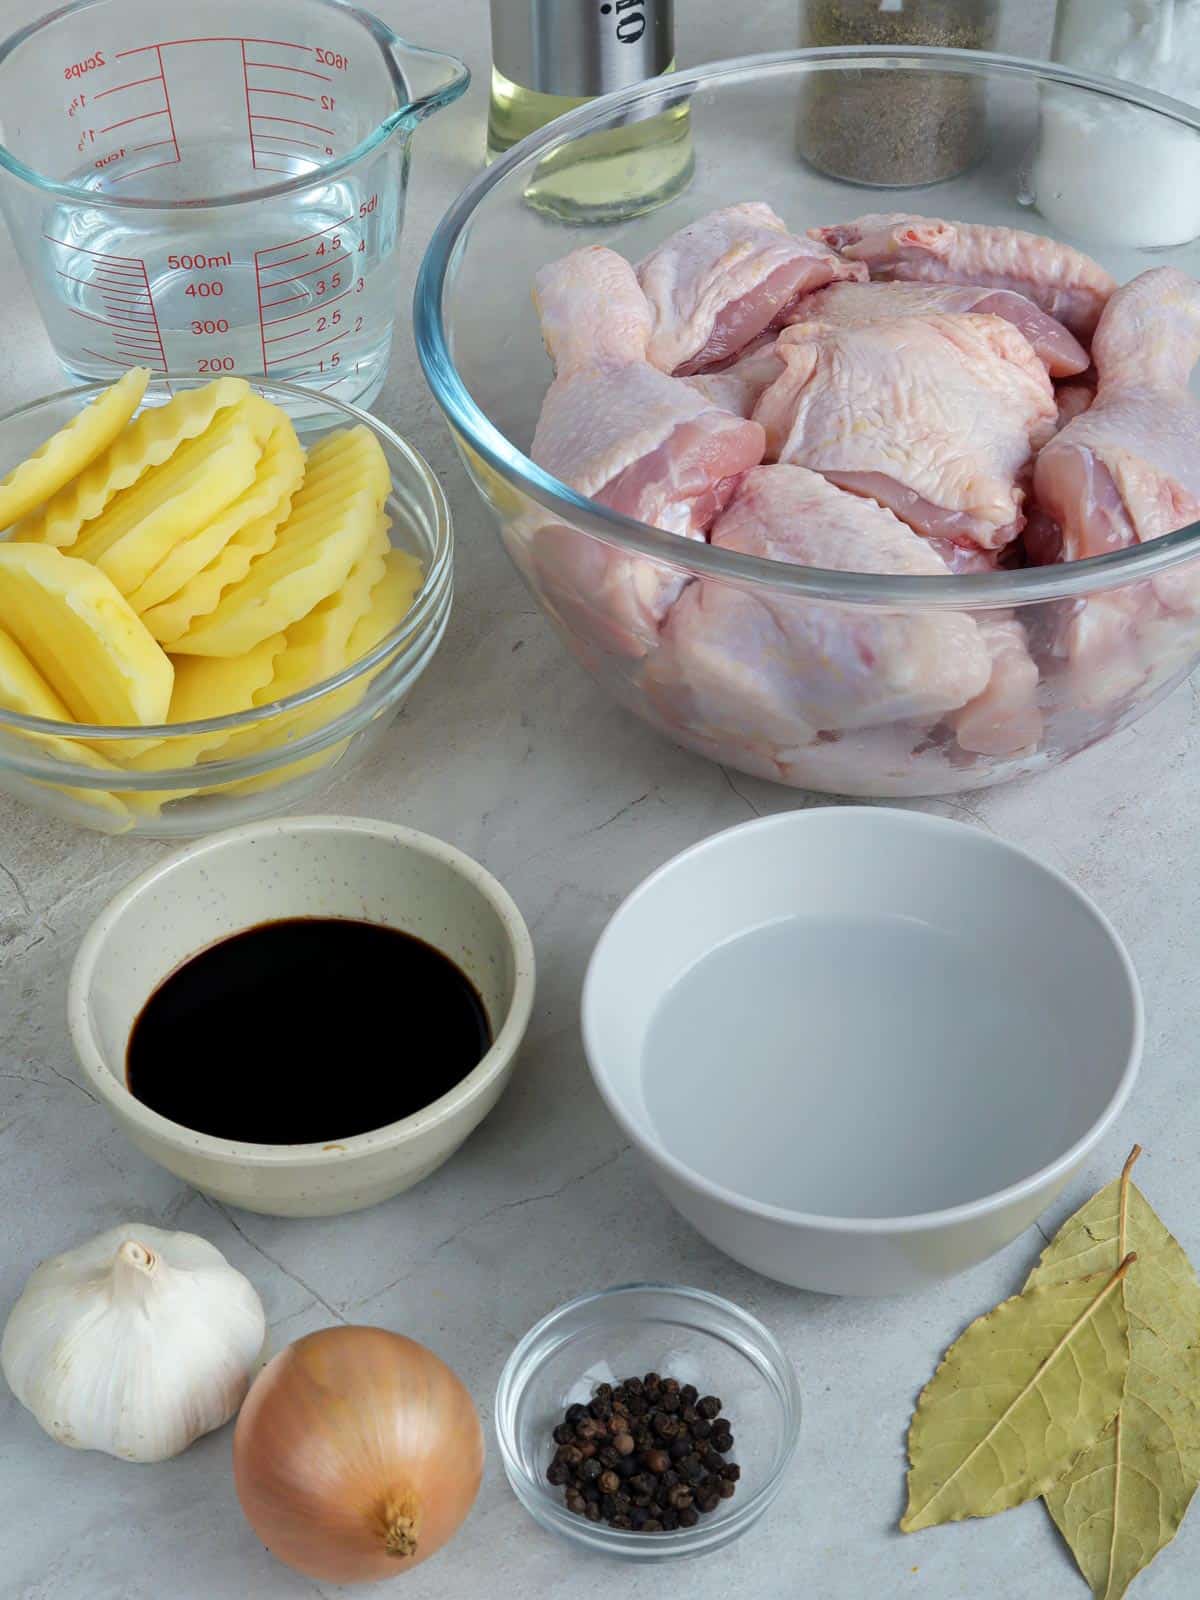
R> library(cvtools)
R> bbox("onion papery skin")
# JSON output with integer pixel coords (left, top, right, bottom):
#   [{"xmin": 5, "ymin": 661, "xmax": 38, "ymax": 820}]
[{"xmin": 233, "ymin": 1325, "xmax": 484, "ymax": 1583}]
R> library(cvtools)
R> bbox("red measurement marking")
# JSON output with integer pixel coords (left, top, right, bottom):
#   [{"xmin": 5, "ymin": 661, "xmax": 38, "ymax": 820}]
[
  {"xmin": 256, "ymin": 250, "xmax": 309, "ymax": 271},
  {"xmin": 250, "ymin": 87, "xmax": 316, "ymax": 102},
  {"xmin": 156, "ymin": 46, "xmax": 181, "ymax": 165},
  {"xmin": 262, "ymin": 282, "xmax": 354, "ymax": 326},
  {"xmin": 43, "ymin": 233, "xmax": 140, "ymax": 262},
  {"xmin": 241, "ymin": 41, "xmax": 258, "ymax": 170},
  {"xmin": 265, "ymin": 324, "xmax": 313, "ymax": 344},
  {"xmin": 118, "ymin": 37, "xmax": 314, "ymax": 57},
  {"xmin": 129, "ymin": 139, "xmax": 175, "ymax": 156},
  {"xmin": 257, "ymin": 213, "xmax": 354, "ymax": 254},
  {"xmin": 253, "ymin": 165, "xmax": 295, "ymax": 175},
  {"xmin": 277, "ymin": 331, "xmax": 344, "ymax": 362},
  {"xmin": 93, "ymin": 74, "xmax": 161, "ymax": 99},
  {"xmin": 251, "ymin": 114, "xmax": 333, "ymax": 136},
  {"xmin": 98, "ymin": 108, "xmax": 169, "ymax": 135},
  {"xmin": 245, "ymin": 61, "xmax": 332, "ymax": 82},
  {"xmin": 81, "ymin": 347, "xmax": 161, "ymax": 369},
  {"xmin": 258, "ymin": 289, "xmax": 308, "ymax": 309},
  {"xmin": 110, "ymin": 158, "xmax": 179, "ymax": 182},
  {"xmin": 254, "ymin": 136, "xmax": 324, "ymax": 152},
  {"xmin": 259, "ymin": 253, "xmax": 348, "ymax": 290}
]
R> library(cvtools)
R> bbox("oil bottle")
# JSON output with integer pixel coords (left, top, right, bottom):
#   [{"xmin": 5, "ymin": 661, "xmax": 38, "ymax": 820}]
[{"xmin": 486, "ymin": 0, "xmax": 693, "ymax": 222}]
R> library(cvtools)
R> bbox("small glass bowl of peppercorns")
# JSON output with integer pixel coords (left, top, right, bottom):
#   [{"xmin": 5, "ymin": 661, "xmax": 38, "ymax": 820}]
[{"xmin": 495, "ymin": 1283, "xmax": 801, "ymax": 1560}]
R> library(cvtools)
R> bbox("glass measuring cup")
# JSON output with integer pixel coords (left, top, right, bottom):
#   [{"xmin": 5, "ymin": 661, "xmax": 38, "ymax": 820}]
[{"xmin": 0, "ymin": 0, "xmax": 468, "ymax": 410}]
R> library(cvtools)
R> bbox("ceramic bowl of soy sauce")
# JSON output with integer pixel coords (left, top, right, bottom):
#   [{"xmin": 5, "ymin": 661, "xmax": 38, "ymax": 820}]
[{"xmin": 67, "ymin": 815, "xmax": 536, "ymax": 1217}]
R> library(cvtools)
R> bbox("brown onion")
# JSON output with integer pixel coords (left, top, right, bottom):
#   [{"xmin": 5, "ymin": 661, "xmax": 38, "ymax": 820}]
[{"xmin": 233, "ymin": 1325, "xmax": 483, "ymax": 1583}]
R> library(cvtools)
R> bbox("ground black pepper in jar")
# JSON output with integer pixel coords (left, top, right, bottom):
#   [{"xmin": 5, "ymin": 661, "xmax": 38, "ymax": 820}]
[{"xmin": 798, "ymin": 0, "xmax": 1000, "ymax": 187}]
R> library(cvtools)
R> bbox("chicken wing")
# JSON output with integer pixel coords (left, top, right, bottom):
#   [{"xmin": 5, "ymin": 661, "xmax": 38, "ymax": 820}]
[{"xmin": 810, "ymin": 214, "xmax": 1115, "ymax": 339}]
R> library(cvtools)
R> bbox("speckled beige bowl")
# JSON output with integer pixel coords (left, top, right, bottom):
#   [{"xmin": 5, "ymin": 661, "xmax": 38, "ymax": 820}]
[{"xmin": 68, "ymin": 816, "xmax": 536, "ymax": 1217}]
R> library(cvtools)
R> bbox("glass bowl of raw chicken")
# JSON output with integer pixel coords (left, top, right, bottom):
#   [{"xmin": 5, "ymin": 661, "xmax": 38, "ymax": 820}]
[
  {"xmin": 417, "ymin": 47, "xmax": 1200, "ymax": 797},
  {"xmin": 0, "ymin": 376, "xmax": 452, "ymax": 836}
]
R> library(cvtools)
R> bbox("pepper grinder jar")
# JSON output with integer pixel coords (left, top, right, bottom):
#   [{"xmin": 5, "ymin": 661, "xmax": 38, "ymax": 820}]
[
  {"xmin": 797, "ymin": 0, "xmax": 1001, "ymax": 187},
  {"xmin": 487, "ymin": 0, "xmax": 693, "ymax": 222}
]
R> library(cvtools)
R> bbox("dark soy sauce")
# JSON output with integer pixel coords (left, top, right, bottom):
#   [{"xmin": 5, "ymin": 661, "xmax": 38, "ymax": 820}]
[{"xmin": 127, "ymin": 918, "xmax": 492, "ymax": 1145}]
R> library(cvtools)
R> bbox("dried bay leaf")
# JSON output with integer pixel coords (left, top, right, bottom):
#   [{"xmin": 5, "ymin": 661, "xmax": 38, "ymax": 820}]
[
  {"xmin": 1027, "ymin": 1148, "xmax": 1200, "ymax": 1598},
  {"xmin": 901, "ymin": 1256, "xmax": 1133, "ymax": 1534}
]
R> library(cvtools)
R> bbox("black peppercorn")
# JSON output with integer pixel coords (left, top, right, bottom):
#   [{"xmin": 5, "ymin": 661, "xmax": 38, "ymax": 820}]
[
  {"xmin": 574, "ymin": 1416, "xmax": 598, "ymax": 1440},
  {"xmin": 680, "ymin": 1383, "xmax": 698, "ymax": 1405},
  {"xmin": 546, "ymin": 1459, "xmax": 570, "ymax": 1486},
  {"xmin": 584, "ymin": 1502, "xmax": 602, "ymax": 1523},
  {"xmin": 565, "ymin": 1489, "xmax": 586, "ymax": 1514},
  {"xmin": 566, "ymin": 1403, "xmax": 588, "ymax": 1425},
  {"xmin": 692, "ymin": 1418, "xmax": 712, "ymax": 1441},
  {"xmin": 660, "ymin": 1468, "xmax": 680, "ymax": 1490},
  {"xmin": 552, "ymin": 1422, "xmax": 575, "ymax": 1446},
  {"xmin": 629, "ymin": 1472, "xmax": 656, "ymax": 1498},
  {"xmin": 642, "ymin": 1448, "xmax": 670, "ymax": 1475},
  {"xmin": 589, "ymin": 1396, "xmax": 612, "ymax": 1421},
  {"xmin": 642, "ymin": 1518, "xmax": 663, "ymax": 1533},
  {"xmin": 679, "ymin": 1505, "xmax": 699, "ymax": 1528},
  {"xmin": 653, "ymin": 1413, "xmax": 680, "ymax": 1440},
  {"xmin": 598, "ymin": 1470, "xmax": 620, "ymax": 1496},
  {"xmin": 669, "ymin": 1436, "xmax": 691, "ymax": 1461},
  {"xmin": 660, "ymin": 1508, "xmax": 680, "ymax": 1531},
  {"xmin": 580, "ymin": 1457, "xmax": 603, "ymax": 1483},
  {"xmin": 598, "ymin": 1445, "xmax": 620, "ymax": 1469},
  {"xmin": 577, "ymin": 1439, "xmax": 596, "ymax": 1460},
  {"xmin": 667, "ymin": 1484, "xmax": 693, "ymax": 1510},
  {"xmin": 613, "ymin": 1431, "xmax": 635, "ymax": 1456},
  {"xmin": 712, "ymin": 1431, "xmax": 734, "ymax": 1454},
  {"xmin": 718, "ymin": 1477, "xmax": 737, "ymax": 1499},
  {"xmin": 611, "ymin": 1514, "xmax": 632, "ymax": 1530},
  {"xmin": 698, "ymin": 1395, "xmax": 722, "ymax": 1420},
  {"xmin": 643, "ymin": 1372, "xmax": 661, "ymax": 1390},
  {"xmin": 660, "ymin": 1389, "xmax": 681, "ymax": 1414},
  {"xmin": 720, "ymin": 1462, "xmax": 741, "ymax": 1482},
  {"xmin": 697, "ymin": 1490, "xmax": 720, "ymax": 1514},
  {"xmin": 615, "ymin": 1456, "xmax": 638, "ymax": 1480}
]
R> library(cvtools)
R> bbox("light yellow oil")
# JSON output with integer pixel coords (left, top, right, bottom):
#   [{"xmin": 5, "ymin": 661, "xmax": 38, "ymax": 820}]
[{"xmin": 486, "ymin": 66, "xmax": 694, "ymax": 223}]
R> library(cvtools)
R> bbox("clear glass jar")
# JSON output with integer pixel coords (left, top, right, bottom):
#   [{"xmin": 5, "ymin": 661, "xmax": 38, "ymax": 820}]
[
  {"xmin": 797, "ymin": 1, "xmax": 1001, "ymax": 186},
  {"xmin": 1042, "ymin": 0, "xmax": 1200, "ymax": 247}
]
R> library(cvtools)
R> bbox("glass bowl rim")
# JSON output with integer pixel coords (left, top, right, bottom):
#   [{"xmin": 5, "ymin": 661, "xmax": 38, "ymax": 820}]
[
  {"xmin": 0, "ymin": 0, "xmax": 469, "ymax": 212},
  {"xmin": 0, "ymin": 375, "xmax": 453, "ymax": 752},
  {"xmin": 415, "ymin": 45, "xmax": 1200, "ymax": 610},
  {"xmin": 494, "ymin": 1280, "xmax": 802, "ymax": 1557}
]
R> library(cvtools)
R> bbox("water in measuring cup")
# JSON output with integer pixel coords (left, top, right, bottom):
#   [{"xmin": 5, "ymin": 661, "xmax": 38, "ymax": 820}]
[{"xmin": 40, "ymin": 143, "xmax": 401, "ymax": 410}]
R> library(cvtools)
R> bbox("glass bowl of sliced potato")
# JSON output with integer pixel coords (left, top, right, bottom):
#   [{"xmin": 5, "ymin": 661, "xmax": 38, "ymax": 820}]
[{"xmin": 0, "ymin": 372, "xmax": 452, "ymax": 835}]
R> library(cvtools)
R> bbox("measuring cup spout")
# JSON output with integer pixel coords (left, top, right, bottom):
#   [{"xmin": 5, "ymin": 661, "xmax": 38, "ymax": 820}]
[{"xmin": 387, "ymin": 38, "xmax": 470, "ymax": 127}]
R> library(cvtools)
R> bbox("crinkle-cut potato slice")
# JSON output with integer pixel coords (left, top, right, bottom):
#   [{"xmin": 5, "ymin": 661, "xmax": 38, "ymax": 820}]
[
  {"xmin": 70, "ymin": 410, "xmax": 263, "ymax": 598},
  {"xmin": 216, "ymin": 547, "xmax": 424, "ymax": 795},
  {"xmin": 127, "ymin": 404, "xmax": 305, "ymax": 614},
  {"xmin": 257, "ymin": 512, "xmax": 391, "ymax": 701},
  {"xmin": 120, "ymin": 635, "xmax": 288, "ymax": 775},
  {"xmin": 0, "ymin": 544, "xmax": 172, "ymax": 726},
  {"xmin": 0, "ymin": 368, "xmax": 149, "ymax": 531},
  {"xmin": 0, "ymin": 626, "xmax": 140, "ymax": 825},
  {"xmin": 139, "ymin": 488, "xmax": 293, "ymax": 646},
  {"xmin": 13, "ymin": 376, "xmax": 249, "ymax": 548},
  {"xmin": 167, "ymin": 426, "xmax": 389, "ymax": 658}
]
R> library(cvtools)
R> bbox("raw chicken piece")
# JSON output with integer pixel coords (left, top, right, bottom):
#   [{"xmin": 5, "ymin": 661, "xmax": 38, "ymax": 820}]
[
  {"xmin": 680, "ymin": 336, "xmax": 784, "ymax": 418},
  {"xmin": 952, "ymin": 615, "xmax": 1043, "ymax": 756},
  {"xmin": 1054, "ymin": 379, "xmax": 1095, "ymax": 431},
  {"xmin": 810, "ymin": 214, "xmax": 1116, "ymax": 340},
  {"xmin": 641, "ymin": 465, "xmax": 991, "ymax": 774},
  {"xmin": 534, "ymin": 243, "xmax": 651, "ymax": 377},
  {"xmin": 787, "ymin": 280, "xmax": 1089, "ymax": 377},
  {"xmin": 753, "ymin": 313, "xmax": 1056, "ymax": 551},
  {"xmin": 1034, "ymin": 268, "xmax": 1200, "ymax": 565},
  {"xmin": 529, "ymin": 247, "xmax": 765, "ymax": 656},
  {"xmin": 637, "ymin": 202, "xmax": 866, "ymax": 377}
]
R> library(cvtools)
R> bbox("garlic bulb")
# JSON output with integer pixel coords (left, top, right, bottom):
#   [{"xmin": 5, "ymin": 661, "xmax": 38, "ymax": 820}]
[{"xmin": 1, "ymin": 1223, "xmax": 265, "ymax": 1462}]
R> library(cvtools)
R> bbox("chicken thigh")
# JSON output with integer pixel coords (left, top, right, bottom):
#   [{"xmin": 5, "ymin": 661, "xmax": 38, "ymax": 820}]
[
  {"xmin": 810, "ymin": 214, "xmax": 1116, "ymax": 340},
  {"xmin": 637, "ymin": 202, "xmax": 866, "ymax": 376},
  {"xmin": 1034, "ymin": 268, "xmax": 1200, "ymax": 564},
  {"xmin": 787, "ymin": 280, "xmax": 1089, "ymax": 377},
  {"xmin": 753, "ymin": 313, "xmax": 1056, "ymax": 552},
  {"xmin": 641, "ymin": 464, "xmax": 991, "ymax": 776},
  {"xmin": 528, "ymin": 246, "xmax": 765, "ymax": 657}
]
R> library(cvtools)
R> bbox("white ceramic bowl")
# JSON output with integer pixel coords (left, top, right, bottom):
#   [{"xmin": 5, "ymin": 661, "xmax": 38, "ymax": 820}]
[
  {"xmin": 582, "ymin": 809, "xmax": 1142, "ymax": 1296},
  {"xmin": 69, "ymin": 816, "xmax": 536, "ymax": 1217}
]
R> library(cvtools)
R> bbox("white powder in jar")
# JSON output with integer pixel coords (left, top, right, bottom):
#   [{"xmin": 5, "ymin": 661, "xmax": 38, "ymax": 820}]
[{"xmin": 1034, "ymin": 0, "xmax": 1200, "ymax": 249}]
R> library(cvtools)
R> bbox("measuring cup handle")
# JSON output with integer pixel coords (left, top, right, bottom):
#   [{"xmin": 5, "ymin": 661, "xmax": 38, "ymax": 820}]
[{"xmin": 387, "ymin": 38, "xmax": 470, "ymax": 126}]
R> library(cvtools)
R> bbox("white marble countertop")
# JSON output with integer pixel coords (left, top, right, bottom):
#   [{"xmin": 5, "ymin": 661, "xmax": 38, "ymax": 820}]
[{"xmin": 15, "ymin": 4, "xmax": 1200, "ymax": 1599}]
